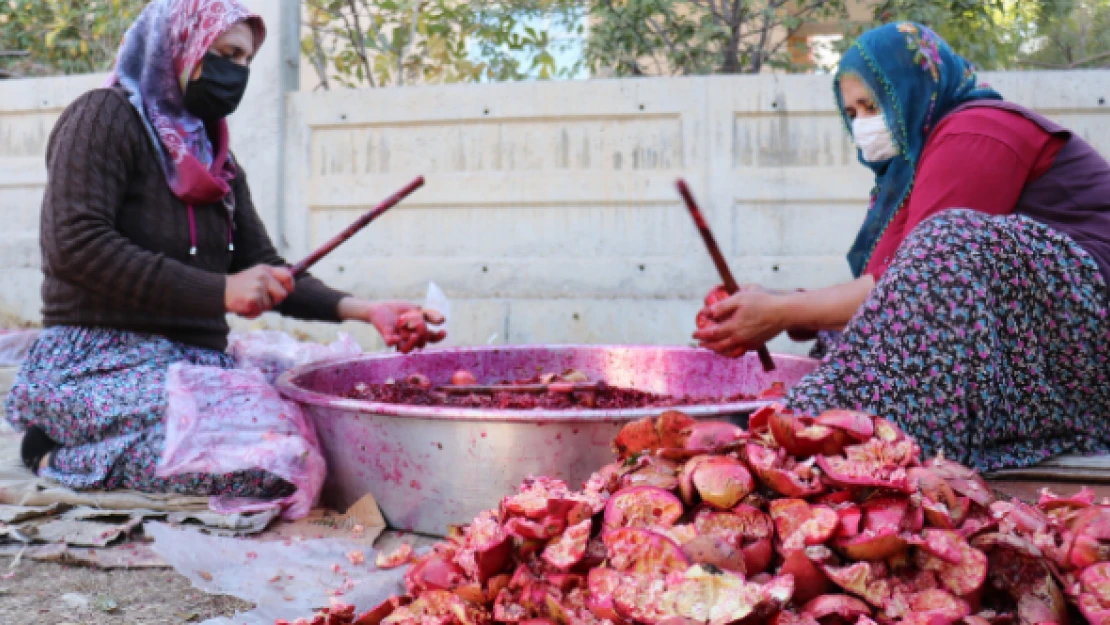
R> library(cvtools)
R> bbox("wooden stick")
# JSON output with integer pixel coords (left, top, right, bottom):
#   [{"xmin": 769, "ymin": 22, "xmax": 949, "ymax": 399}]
[
  {"xmin": 437, "ymin": 382, "xmax": 608, "ymax": 395},
  {"xmin": 677, "ymin": 179, "xmax": 776, "ymax": 372},
  {"xmin": 290, "ymin": 176, "xmax": 425, "ymax": 276}
]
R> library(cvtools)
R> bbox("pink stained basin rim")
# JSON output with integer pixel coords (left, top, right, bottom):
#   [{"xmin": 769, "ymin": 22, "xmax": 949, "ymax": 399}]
[
  {"xmin": 275, "ymin": 344, "xmax": 819, "ymax": 423},
  {"xmin": 275, "ymin": 345, "xmax": 819, "ymax": 535}
]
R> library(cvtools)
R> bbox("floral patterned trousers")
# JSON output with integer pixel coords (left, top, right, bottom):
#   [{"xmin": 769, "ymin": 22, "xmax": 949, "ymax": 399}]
[
  {"xmin": 786, "ymin": 210, "xmax": 1110, "ymax": 472},
  {"xmin": 5, "ymin": 327, "xmax": 293, "ymax": 497}
]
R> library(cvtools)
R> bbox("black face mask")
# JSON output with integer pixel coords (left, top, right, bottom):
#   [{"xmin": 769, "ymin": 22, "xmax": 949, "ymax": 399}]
[{"xmin": 184, "ymin": 52, "xmax": 249, "ymax": 120}]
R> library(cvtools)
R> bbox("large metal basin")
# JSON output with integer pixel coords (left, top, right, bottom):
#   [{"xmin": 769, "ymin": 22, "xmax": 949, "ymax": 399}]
[{"xmin": 277, "ymin": 344, "xmax": 818, "ymax": 536}]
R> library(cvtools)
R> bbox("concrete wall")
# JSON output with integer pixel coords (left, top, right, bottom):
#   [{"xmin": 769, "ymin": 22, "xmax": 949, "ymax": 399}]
[
  {"xmin": 275, "ymin": 70, "xmax": 1110, "ymax": 353},
  {"xmin": 3, "ymin": 22, "xmax": 1110, "ymax": 354}
]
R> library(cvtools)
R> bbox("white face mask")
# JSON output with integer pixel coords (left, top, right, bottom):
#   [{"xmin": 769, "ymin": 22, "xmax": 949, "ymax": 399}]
[{"xmin": 851, "ymin": 115, "xmax": 897, "ymax": 163}]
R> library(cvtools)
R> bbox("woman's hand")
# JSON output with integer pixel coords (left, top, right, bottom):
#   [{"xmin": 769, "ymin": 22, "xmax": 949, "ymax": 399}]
[
  {"xmin": 225, "ymin": 265, "xmax": 295, "ymax": 318},
  {"xmin": 692, "ymin": 284, "xmax": 787, "ymax": 358},
  {"xmin": 338, "ymin": 298, "xmax": 446, "ymax": 353},
  {"xmin": 694, "ymin": 276, "xmax": 878, "ymax": 354}
]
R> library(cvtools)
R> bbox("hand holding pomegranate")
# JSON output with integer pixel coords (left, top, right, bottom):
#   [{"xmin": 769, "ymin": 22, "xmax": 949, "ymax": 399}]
[
  {"xmin": 692, "ymin": 283, "xmax": 786, "ymax": 358},
  {"xmin": 338, "ymin": 298, "xmax": 446, "ymax": 353}
]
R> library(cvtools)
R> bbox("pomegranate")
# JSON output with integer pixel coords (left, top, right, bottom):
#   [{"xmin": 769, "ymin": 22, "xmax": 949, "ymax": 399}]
[
  {"xmin": 505, "ymin": 516, "xmax": 565, "ymax": 541},
  {"xmin": 802, "ymin": 594, "xmax": 872, "ymax": 622},
  {"xmin": 915, "ymin": 531, "xmax": 989, "ymax": 596},
  {"xmin": 696, "ymin": 285, "xmax": 730, "ymax": 330},
  {"xmin": 382, "ymin": 589, "xmax": 488, "ymax": 624},
  {"xmin": 353, "ymin": 596, "xmax": 410, "ymax": 625},
  {"xmin": 313, "ymin": 410, "xmax": 1110, "ymax": 625},
  {"xmin": 603, "ymin": 527, "xmax": 690, "ymax": 575},
  {"xmin": 450, "ymin": 370, "xmax": 478, "ymax": 386},
  {"xmin": 1079, "ymin": 562, "xmax": 1110, "ymax": 624},
  {"xmin": 613, "ymin": 417, "xmax": 663, "ymax": 459},
  {"xmin": 771, "ymin": 612, "xmax": 822, "ymax": 625},
  {"xmin": 657, "ymin": 410, "xmax": 697, "ymax": 449},
  {"xmin": 924, "ymin": 457, "xmax": 995, "ymax": 509},
  {"xmin": 908, "ymin": 589, "xmax": 971, "ymax": 620},
  {"xmin": 780, "ymin": 547, "xmax": 831, "ymax": 604},
  {"xmin": 817, "ymin": 437, "xmax": 916, "ymax": 493},
  {"xmin": 622, "ymin": 463, "xmax": 682, "ymax": 492},
  {"xmin": 695, "ymin": 506, "xmax": 775, "ymax": 575},
  {"xmin": 770, "ymin": 499, "xmax": 840, "ymax": 551},
  {"xmin": 681, "ymin": 533, "xmax": 748, "ymax": 574},
  {"xmin": 503, "ymin": 477, "xmax": 571, "ymax": 519},
  {"xmin": 822, "ymin": 561, "xmax": 893, "ymax": 608},
  {"xmin": 683, "ymin": 421, "xmax": 749, "ymax": 454},
  {"xmin": 1039, "ymin": 487, "xmax": 1096, "ymax": 511},
  {"xmin": 376, "ymin": 544, "xmax": 414, "ymax": 569},
  {"xmin": 612, "ymin": 565, "xmax": 794, "ymax": 625},
  {"xmin": 758, "ymin": 382, "xmax": 788, "ymax": 400},
  {"xmin": 691, "ymin": 456, "xmax": 755, "ymax": 509},
  {"xmin": 541, "ymin": 519, "xmax": 590, "ymax": 570},
  {"xmin": 768, "ymin": 408, "xmax": 839, "ymax": 458},
  {"xmin": 585, "ymin": 567, "xmax": 623, "ymax": 621},
  {"xmin": 604, "ymin": 486, "xmax": 684, "ymax": 532},
  {"xmin": 405, "ymin": 553, "xmax": 466, "ymax": 593},
  {"xmin": 834, "ymin": 496, "xmax": 911, "ymax": 560},
  {"xmin": 746, "ymin": 442, "xmax": 825, "ymax": 498}
]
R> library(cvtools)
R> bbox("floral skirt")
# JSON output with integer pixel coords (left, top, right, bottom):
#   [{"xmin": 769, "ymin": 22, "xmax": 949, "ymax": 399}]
[
  {"xmin": 5, "ymin": 327, "xmax": 293, "ymax": 497},
  {"xmin": 786, "ymin": 209, "xmax": 1110, "ymax": 472}
]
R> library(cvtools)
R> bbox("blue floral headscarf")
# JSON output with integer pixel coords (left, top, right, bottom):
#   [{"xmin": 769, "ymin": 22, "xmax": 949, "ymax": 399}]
[{"xmin": 835, "ymin": 22, "xmax": 1002, "ymax": 277}]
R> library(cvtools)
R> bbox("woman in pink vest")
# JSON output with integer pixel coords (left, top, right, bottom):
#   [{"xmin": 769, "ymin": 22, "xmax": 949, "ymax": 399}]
[{"xmin": 695, "ymin": 23, "xmax": 1110, "ymax": 471}]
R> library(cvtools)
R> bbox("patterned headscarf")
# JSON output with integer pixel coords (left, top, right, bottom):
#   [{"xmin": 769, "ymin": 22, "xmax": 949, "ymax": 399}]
[
  {"xmin": 835, "ymin": 23, "xmax": 1002, "ymax": 278},
  {"xmin": 105, "ymin": 0, "xmax": 265, "ymax": 205}
]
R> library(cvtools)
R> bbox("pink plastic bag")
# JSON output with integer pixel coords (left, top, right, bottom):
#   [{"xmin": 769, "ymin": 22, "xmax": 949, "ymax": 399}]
[{"xmin": 159, "ymin": 364, "xmax": 327, "ymax": 520}]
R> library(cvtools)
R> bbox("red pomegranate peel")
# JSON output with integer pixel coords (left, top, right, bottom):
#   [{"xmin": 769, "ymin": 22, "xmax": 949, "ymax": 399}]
[
  {"xmin": 290, "ymin": 176, "xmax": 425, "ymax": 277},
  {"xmin": 676, "ymin": 178, "xmax": 776, "ymax": 372}
]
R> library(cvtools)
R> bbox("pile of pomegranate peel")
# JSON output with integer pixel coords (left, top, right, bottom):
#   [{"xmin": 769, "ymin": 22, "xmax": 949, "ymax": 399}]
[{"xmin": 282, "ymin": 404, "xmax": 1110, "ymax": 625}]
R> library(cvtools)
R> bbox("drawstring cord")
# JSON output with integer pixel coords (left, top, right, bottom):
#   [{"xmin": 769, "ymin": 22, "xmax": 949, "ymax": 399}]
[
  {"xmin": 186, "ymin": 204, "xmax": 235, "ymax": 256},
  {"xmin": 187, "ymin": 204, "xmax": 197, "ymax": 256}
]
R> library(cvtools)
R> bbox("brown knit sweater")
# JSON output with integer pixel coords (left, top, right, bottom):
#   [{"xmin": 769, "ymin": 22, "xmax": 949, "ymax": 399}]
[{"xmin": 40, "ymin": 88, "xmax": 349, "ymax": 350}]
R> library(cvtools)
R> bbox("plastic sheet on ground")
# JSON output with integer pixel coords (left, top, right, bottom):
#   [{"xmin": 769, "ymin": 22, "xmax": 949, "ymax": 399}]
[{"xmin": 148, "ymin": 522, "xmax": 421, "ymax": 625}]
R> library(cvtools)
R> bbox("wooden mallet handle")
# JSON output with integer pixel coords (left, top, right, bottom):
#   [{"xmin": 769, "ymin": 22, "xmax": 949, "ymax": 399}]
[
  {"xmin": 677, "ymin": 179, "xmax": 776, "ymax": 372},
  {"xmin": 290, "ymin": 176, "xmax": 425, "ymax": 277}
]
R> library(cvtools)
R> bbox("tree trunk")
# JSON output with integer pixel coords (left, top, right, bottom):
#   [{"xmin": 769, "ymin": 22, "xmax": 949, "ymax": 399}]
[{"xmin": 719, "ymin": 0, "xmax": 744, "ymax": 73}]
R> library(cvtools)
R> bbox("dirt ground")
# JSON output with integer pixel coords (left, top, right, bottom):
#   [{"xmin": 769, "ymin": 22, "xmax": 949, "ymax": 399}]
[
  {"xmin": 0, "ymin": 559, "xmax": 251, "ymax": 624},
  {"xmin": 0, "ymin": 531, "xmax": 435, "ymax": 624}
]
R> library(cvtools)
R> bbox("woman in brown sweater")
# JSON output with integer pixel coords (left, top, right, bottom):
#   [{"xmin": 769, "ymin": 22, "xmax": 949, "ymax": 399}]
[{"xmin": 5, "ymin": 0, "xmax": 443, "ymax": 499}]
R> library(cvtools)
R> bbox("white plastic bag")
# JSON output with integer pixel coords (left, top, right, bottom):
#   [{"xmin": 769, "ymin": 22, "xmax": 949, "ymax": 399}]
[
  {"xmin": 228, "ymin": 330, "xmax": 362, "ymax": 383},
  {"xmin": 159, "ymin": 364, "xmax": 327, "ymax": 520},
  {"xmin": 424, "ymin": 282, "xmax": 452, "ymax": 348}
]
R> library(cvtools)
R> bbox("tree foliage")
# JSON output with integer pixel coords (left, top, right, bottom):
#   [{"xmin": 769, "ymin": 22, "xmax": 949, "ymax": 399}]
[
  {"xmin": 1018, "ymin": 0, "xmax": 1110, "ymax": 68},
  {"xmin": 301, "ymin": 0, "xmax": 584, "ymax": 89},
  {"xmin": 584, "ymin": 0, "xmax": 848, "ymax": 76},
  {"xmin": 851, "ymin": 0, "xmax": 1040, "ymax": 70},
  {"xmin": 0, "ymin": 0, "xmax": 147, "ymax": 78},
  {"xmin": 6, "ymin": 0, "xmax": 1110, "ymax": 83}
]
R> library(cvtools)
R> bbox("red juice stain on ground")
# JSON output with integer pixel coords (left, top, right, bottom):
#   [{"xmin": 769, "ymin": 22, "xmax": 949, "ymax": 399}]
[{"xmin": 410, "ymin": 480, "xmax": 423, "ymax": 490}]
